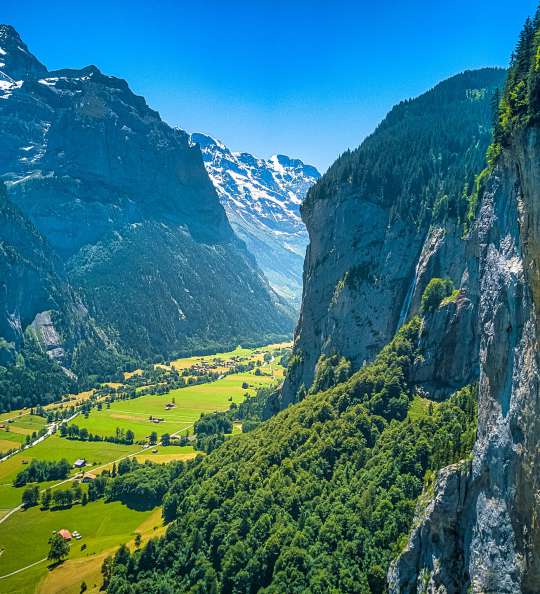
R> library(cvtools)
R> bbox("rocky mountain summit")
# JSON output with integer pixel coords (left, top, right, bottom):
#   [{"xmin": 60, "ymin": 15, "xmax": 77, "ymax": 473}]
[
  {"xmin": 191, "ymin": 133, "xmax": 320, "ymax": 304},
  {"xmin": 0, "ymin": 24, "xmax": 292, "ymax": 409}
]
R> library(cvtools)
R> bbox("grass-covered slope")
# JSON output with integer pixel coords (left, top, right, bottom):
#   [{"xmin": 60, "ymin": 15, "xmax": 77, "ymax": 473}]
[{"xmin": 106, "ymin": 318, "xmax": 477, "ymax": 593}]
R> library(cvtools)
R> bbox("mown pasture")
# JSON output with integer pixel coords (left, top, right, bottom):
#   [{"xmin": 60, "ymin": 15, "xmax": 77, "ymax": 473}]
[{"xmin": 70, "ymin": 369, "xmax": 278, "ymax": 441}]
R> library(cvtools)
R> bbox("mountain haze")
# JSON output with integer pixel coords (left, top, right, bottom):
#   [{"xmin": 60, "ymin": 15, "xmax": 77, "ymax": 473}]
[
  {"xmin": 0, "ymin": 24, "xmax": 292, "ymax": 409},
  {"xmin": 191, "ymin": 133, "xmax": 319, "ymax": 305}
]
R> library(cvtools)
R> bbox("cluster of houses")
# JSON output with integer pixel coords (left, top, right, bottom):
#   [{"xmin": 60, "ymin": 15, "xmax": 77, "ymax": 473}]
[{"xmin": 188, "ymin": 354, "xmax": 247, "ymax": 374}]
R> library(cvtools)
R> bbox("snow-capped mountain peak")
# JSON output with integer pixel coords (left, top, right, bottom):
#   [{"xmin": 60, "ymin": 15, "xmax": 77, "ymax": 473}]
[
  {"xmin": 0, "ymin": 24, "xmax": 47, "ymax": 81},
  {"xmin": 190, "ymin": 133, "xmax": 320, "ymax": 305}
]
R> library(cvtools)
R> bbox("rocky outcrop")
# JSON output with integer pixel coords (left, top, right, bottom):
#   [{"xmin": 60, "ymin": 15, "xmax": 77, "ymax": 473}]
[
  {"xmin": 0, "ymin": 24, "xmax": 293, "ymax": 385},
  {"xmin": 389, "ymin": 142, "xmax": 540, "ymax": 593},
  {"xmin": 413, "ymin": 290, "xmax": 479, "ymax": 399},
  {"xmin": 281, "ymin": 68, "xmax": 505, "ymax": 406},
  {"xmin": 388, "ymin": 463, "xmax": 471, "ymax": 593}
]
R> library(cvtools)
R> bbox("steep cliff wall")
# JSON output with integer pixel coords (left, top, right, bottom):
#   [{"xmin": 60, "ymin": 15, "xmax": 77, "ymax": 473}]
[
  {"xmin": 281, "ymin": 69, "xmax": 505, "ymax": 406},
  {"xmin": 389, "ymin": 138, "xmax": 540, "ymax": 593}
]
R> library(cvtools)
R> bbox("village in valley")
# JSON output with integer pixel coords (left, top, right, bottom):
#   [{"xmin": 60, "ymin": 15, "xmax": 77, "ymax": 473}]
[{"xmin": 0, "ymin": 342, "xmax": 291, "ymax": 594}]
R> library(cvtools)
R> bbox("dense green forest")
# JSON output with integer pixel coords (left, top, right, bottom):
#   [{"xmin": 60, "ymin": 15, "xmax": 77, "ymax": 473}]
[
  {"xmin": 492, "ymin": 7, "xmax": 540, "ymax": 147},
  {"xmin": 304, "ymin": 68, "xmax": 506, "ymax": 229},
  {"xmin": 105, "ymin": 317, "xmax": 477, "ymax": 593}
]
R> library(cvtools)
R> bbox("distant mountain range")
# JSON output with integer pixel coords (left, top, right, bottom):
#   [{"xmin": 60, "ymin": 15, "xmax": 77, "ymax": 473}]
[
  {"xmin": 191, "ymin": 133, "xmax": 320, "ymax": 305},
  {"xmin": 0, "ymin": 24, "xmax": 293, "ymax": 410}
]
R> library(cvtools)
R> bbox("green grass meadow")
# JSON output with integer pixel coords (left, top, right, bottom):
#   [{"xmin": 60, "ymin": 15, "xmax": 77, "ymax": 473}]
[
  {"xmin": 0, "ymin": 500, "xmax": 154, "ymax": 594},
  {"xmin": 0, "ymin": 343, "xmax": 289, "ymax": 593},
  {"xmin": 70, "ymin": 370, "xmax": 277, "ymax": 441}
]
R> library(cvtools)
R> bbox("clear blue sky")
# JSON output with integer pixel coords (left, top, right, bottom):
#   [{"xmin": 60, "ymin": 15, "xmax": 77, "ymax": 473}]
[{"xmin": 2, "ymin": 0, "xmax": 537, "ymax": 171}]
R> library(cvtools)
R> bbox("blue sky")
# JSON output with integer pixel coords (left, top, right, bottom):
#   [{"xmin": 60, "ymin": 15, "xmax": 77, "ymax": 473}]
[{"xmin": 2, "ymin": 0, "xmax": 537, "ymax": 171}]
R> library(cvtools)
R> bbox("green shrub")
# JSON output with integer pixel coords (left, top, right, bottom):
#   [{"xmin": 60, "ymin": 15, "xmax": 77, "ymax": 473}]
[{"xmin": 421, "ymin": 278, "xmax": 454, "ymax": 313}]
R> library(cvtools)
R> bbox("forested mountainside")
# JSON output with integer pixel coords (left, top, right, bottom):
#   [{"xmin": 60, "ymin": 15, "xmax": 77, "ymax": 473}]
[
  {"xmin": 0, "ymin": 25, "xmax": 292, "ymax": 410},
  {"xmin": 281, "ymin": 67, "xmax": 506, "ymax": 407},
  {"xmin": 106, "ymin": 318, "xmax": 478, "ymax": 593},
  {"xmin": 191, "ymin": 133, "xmax": 320, "ymax": 306},
  {"xmin": 103, "ymin": 50, "xmax": 540, "ymax": 592}
]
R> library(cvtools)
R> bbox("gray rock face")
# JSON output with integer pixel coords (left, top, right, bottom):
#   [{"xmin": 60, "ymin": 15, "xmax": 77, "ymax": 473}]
[
  {"xmin": 389, "ymin": 141, "xmax": 540, "ymax": 592},
  {"xmin": 0, "ymin": 182, "xmax": 108, "ymax": 372},
  {"xmin": 284, "ymin": 189, "xmax": 426, "ymax": 402},
  {"xmin": 414, "ymin": 291, "xmax": 478, "ymax": 399},
  {"xmin": 1, "ymin": 65, "xmax": 230, "ymax": 258},
  {"xmin": 281, "ymin": 69, "xmax": 505, "ymax": 406},
  {"xmin": 0, "ymin": 25, "xmax": 293, "ymax": 374}
]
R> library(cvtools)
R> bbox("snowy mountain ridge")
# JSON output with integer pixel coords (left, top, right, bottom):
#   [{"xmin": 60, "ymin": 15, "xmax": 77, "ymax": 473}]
[{"xmin": 190, "ymin": 132, "xmax": 320, "ymax": 305}]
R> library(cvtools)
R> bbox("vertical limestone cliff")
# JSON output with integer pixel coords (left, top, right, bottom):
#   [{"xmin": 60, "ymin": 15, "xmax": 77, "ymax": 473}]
[
  {"xmin": 388, "ymin": 136, "xmax": 540, "ymax": 593},
  {"xmin": 281, "ymin": 68, "xmax": 505, "ymax": 407}
]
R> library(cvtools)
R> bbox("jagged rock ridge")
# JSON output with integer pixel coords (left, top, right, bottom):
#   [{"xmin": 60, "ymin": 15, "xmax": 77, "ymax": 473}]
[{"xmin": 191, "ymin": 133, "xmax": 320, "ymax": 305}]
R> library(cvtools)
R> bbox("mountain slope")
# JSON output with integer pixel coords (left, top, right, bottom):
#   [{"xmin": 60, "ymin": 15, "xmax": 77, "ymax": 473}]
[
  {"xmin": 281, "ymin": 67, "xmax": 506, "ymax": 406},
  {"xmin": 105, "ymin": 319, "xmax": 478, "ymax": 594},
  {"xmin": 103, "ymin": 66, "xmax": 513, "ymax": 593},
  {"xmin": 191, "ymin": 133, "xmax": 320, "ymax": 305},
  {"xmin": 0, "ymin": 24, "xmax": 292, "ymax": 408}
]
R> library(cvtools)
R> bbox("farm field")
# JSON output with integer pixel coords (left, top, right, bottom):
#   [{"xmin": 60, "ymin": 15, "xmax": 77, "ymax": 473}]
[
  {"xmin": 0, "ymin": 437, "xmax": 142, "ymax": 512},
  {"xmin": 0, "ymin": 499, "xmax": 158, "ymax": 594},
  {"xmin": 0, "ymin": 414, "xmax": 47, "ymax": 451},
  {"xmin": 160, "ymin": 341, "xmax": 291, "ymax": 372},
  {"xmin": 70, "ymin": 369, "xmax": 279, "ymax": 441},
  {"xmin": 0, "ymin": 341, "xmax": 290, "ymax": 593}
]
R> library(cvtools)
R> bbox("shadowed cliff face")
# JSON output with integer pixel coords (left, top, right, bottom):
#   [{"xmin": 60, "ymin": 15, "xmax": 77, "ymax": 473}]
[
  {"xmin": 281, "ymin": 68, "xmax": 505, "ymax": 407},
  {"xmin": 1, "ymin": 65, "xmax": 231, "ymax": 257},
  {"xmin": 389, "ymin": 141, "xmax": 540, "ymax": 594},
  {"xmin": 0, "ymin": 24, "xmax": 293, "ymax": 399}
]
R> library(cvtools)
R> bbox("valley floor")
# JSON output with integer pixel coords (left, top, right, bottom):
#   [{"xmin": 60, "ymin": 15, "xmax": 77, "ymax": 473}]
[{"xmin": 0, "ymin": 342, "xmax": 290, "ymax": 594}]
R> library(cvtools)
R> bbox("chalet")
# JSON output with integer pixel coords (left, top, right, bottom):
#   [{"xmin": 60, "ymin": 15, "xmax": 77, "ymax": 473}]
[
  {"xmin": 165, "ymin": 403, "xmax": 176, "ymax": 410},
  {"xmin": 57, "ymin": 529, "xmax": 72, "ymax": 541},
  {"xmin": 82, "ymin": 472, "xmax": 96, "ymax": 483},
  {"xmin": 73, "ymin": 458, "xmax": 86, "ymax": 469}
]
